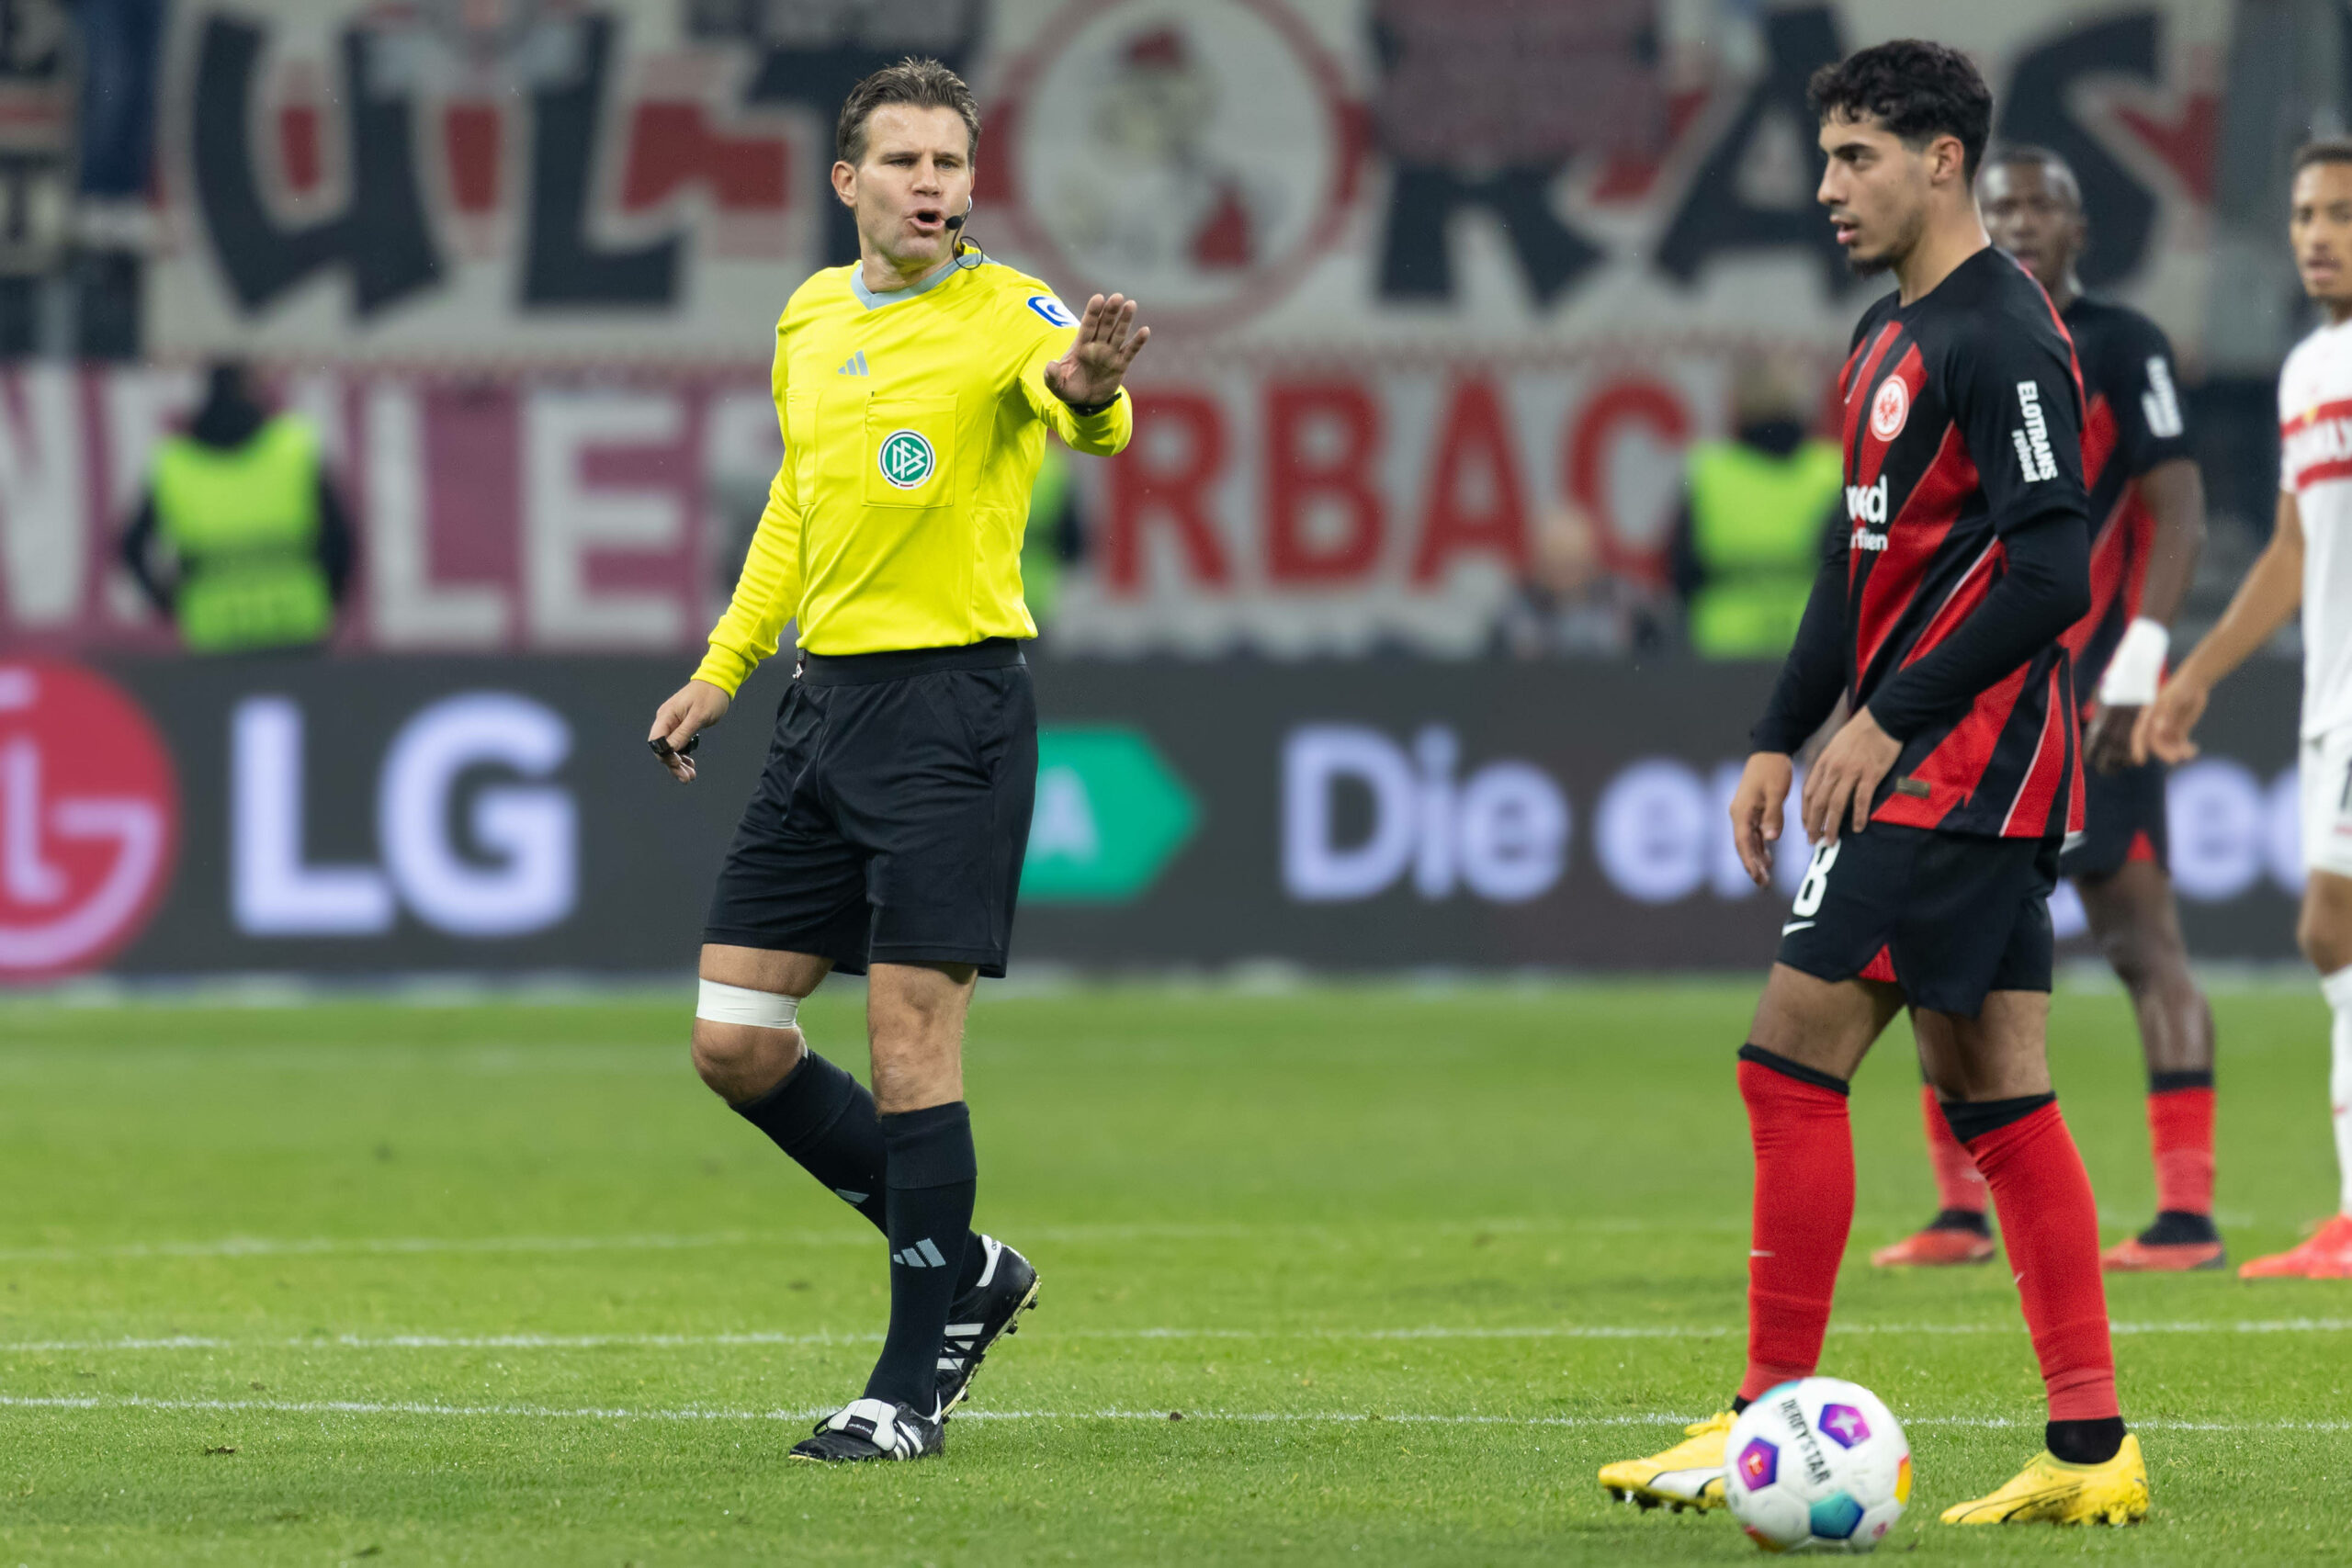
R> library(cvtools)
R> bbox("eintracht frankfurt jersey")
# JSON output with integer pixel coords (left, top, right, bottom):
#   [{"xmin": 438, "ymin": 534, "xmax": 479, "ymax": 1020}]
[
  {"xmin": 1834, "ymin": 247, "xmax": 2090, "ymax": 838},
  {"xmin": 2061, "ymin": 296, "xmax": 2194, "ymax": 704},
  {"xmin": 2278, "ymin": 317, "xmax": 2352, "ymax": 738}
]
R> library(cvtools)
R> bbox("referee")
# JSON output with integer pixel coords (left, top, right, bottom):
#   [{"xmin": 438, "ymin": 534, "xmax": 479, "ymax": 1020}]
[{"xmin": 646, "ymin": 58, "xmax": 1146, "ymax": 1464}]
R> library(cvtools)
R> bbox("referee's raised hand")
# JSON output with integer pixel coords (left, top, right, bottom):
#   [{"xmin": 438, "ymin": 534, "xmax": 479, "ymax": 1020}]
[{"xmin": 1042, "ymin": 293, "xmax": 1150, "ymax": 409}]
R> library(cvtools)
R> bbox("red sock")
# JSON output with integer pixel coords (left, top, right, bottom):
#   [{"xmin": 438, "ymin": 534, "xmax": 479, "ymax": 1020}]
[
  {"xmin": 1737, "ymin": 1054, "xmax": 1854, "ymax": 1403},
  {"xmin": 2148, "ymin": 1085, "xmax": 2216, "ymax": 1216},
  {"xmin": 1921, "ymin": 1084, "xmax": 1989, "ymax": 1214},
  {"xmin": 1962, "ymin": 1102, "xmax": 2119, "ymax": 1423}
]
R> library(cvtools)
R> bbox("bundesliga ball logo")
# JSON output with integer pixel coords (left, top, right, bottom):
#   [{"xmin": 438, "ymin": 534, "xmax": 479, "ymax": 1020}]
[
  {"xmin": 1724, "ymin": 1377, "xmax": 1912, "ymax": 1552},
  {"xmin": 1870, "ymin": 376, "xmax": 1909, "ymax": 441}
]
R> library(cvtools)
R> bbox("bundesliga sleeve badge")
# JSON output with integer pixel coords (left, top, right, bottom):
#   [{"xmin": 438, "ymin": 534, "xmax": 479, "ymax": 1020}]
[{"xmin": 1027, "ymin": 295, "xmax": 1078, "ymax": 328}]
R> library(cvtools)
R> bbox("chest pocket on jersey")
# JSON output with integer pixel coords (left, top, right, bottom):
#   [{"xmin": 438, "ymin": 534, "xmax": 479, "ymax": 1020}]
[{"xmin": 864, "ymin": 393, "xmax": 957, "ymax": 508}]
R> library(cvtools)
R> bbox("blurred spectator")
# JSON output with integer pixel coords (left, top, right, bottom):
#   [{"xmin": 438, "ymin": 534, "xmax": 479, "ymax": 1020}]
[
  {"xmin": 70, "ymin": 0, "xmax": 166, "ymax": 358},
  {"xmin": 1668, "ymin": 354, "xmax": 1844, "ymax": 658},
  {"xmin": 120, "ymin": 362, "xmax": 356, "ymax": 653},
  {"xmin": 1494, "ymin": 501, "xmax": 1663, "ymax": 659}
]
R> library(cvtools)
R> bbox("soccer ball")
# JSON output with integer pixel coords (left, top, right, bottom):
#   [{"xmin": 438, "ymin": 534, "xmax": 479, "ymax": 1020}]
[{"xmin": 1723, "ymin": 1377, "xmax": 1911, "ymax": 1553}]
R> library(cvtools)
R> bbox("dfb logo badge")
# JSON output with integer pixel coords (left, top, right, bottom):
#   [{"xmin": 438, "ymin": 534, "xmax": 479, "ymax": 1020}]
[
  {"xmin": 0, "ymin": 660, "xmax": 179, "ymax": 981},
  {"xmin": 876, "ymin": 429, "xmax": 937, "ymax": 491},
  {"xmin": 1869, "ymin": 375, "xmax": 1909, "ymax": 441}
]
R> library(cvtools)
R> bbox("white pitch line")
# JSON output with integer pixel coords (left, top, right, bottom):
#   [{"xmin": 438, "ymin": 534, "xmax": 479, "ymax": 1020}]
[
  {"xmin": 0, "ymin": 1393, "xmax": 2342, "ymax": 1436},
  {"xmin": 0, "ymin": 1232, "xmax": 814, "ymax": 1264},
  {"xmin": 0, "ymin": 1216, "xmax": 1753, "ymax": 1266},
  {"xmin": 6, "ymin": 1318, "xmax": 2351, "ymax": 1357}
]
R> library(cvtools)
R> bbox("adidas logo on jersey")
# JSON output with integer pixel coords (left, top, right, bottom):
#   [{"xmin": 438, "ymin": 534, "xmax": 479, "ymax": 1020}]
[
  {"xmin": 837, "ymin": 352, "xmax": 871, "ymax": 377},
  {"xmin": 2011, "ymin": 380, "xmax": 2057, "ymax": 482}
]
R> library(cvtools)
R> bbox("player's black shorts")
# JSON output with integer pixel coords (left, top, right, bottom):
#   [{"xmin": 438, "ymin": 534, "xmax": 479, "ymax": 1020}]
[
  {"xmin": 704, "ymin": 638, "xmax": 1037, "ymax": 977},
  {"xmin": 2058, "ymin": 759, "xmax": 2168, "ymax": 881},
  {"xmin": 1774, "ymin": 823, "xmax": 2061, "ymax": 1016}
]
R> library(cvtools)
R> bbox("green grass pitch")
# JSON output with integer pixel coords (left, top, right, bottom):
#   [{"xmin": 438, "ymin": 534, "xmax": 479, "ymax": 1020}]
[{"xmin": 3, "ymin": 979, "xmax": 2349, "ymax": 1564}]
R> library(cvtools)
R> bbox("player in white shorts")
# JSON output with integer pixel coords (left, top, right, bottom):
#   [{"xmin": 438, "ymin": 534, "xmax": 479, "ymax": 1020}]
[{"xmin": 2140, "ymin": 139, "xmax": 2352, "ymax": 1277}]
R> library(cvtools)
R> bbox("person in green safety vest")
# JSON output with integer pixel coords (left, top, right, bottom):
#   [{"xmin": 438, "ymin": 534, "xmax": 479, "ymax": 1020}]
[
  {"xmin": 1668, "ymin": 355, "xmax": 1845, "ymax": 659},
  {"xmin": 119, "ymin": 361, "xmax": 355, "ymax": 653}
]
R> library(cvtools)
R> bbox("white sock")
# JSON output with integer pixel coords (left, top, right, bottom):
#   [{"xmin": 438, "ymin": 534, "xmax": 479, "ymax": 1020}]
[{"xmin": 2319, "ymin": 966, "xmax": 2352, "ymax": 1216}]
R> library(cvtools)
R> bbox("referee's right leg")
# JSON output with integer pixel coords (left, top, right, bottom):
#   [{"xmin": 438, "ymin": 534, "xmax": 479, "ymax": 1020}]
[
  {"xmin": 690, "ymin": 942, "xmax": 897, "ymax": 1225},
  {"xmin": 692, "ymin": 944, "xmax": 831, "ymax": 1102}
]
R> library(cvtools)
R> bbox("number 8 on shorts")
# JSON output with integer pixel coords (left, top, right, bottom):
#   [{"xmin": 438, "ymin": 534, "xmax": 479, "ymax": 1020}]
[{"xmin": 1792, "ymin": 841, "xmax": 1841, "ymax": 919}]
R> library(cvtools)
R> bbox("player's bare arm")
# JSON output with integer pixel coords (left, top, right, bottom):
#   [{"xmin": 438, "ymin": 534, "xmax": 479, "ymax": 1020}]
[
  {"xmin": 2087, "ymin": 456, "xmax": 2205, "ymax": 773},
  {"xmin": 1730, "ymin": 751, "xmax": 1795, "ymax": 886},
  {"xmin": 1043, "ymin": 293, "xmax": 1150, "ymax": 407},
  {"xmin": 2135, "ymin": 490, "xmax": 2303, "ymax": 763},
  {"xmin": 648, "ymin": 678, "xmax": 731, "ymax": 784},
  {"xmin": 1802, "ymin": 706, "xmax": 1902, "ymax": 844}
]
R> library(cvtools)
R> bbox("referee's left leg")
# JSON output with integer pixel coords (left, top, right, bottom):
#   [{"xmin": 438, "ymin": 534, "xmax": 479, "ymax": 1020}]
[{"xmin": 692, "ymin": 946, "xmax": 1002, "ymax": 1433}]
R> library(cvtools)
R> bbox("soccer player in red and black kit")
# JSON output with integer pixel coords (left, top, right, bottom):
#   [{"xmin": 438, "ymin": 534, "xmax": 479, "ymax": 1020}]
[
  {"xmin": 1876, "ymin": 145, "xmax": 2222, "ymax": 1273},
  {"xmin": 1599, "ymin": 42, "xmax": 2151, "ymax": 1527}
]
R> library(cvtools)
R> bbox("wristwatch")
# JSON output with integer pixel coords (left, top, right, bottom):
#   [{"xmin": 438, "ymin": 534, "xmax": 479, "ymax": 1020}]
[{"xmin": 1059, "ymin": 390, "xmax": 1120, "ymax": 417}]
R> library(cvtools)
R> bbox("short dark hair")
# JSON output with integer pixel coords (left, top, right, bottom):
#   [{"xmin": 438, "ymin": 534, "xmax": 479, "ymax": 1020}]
[
  {"xmin": 2293, "ymin": 139, "xmax": 2352, "ymax": 178},
  {"xmin": 1808, "ymin": 39, "xmax": 1995, "ymax": 180},
  {"xmin": 1982, "ymin": 142, "xmax": 2082, "ymax": 205},
  {"xmin": 836, "ymin": 57, "xmax": 980, "ymax": 167}
]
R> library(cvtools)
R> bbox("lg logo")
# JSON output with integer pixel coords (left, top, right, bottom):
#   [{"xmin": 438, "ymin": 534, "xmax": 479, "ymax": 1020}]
[
  {"xmin": 0, "ymin": 660, "xmax": 179, "ymax": 980},
  {"xmin": 233, "ymin": 692, "xmax": 578, "ymax": 938}
]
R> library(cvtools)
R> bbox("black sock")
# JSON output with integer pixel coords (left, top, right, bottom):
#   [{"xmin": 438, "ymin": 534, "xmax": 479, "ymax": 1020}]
[
  {"xmin": 732, "ymin": 1055, "xmax": 988, "ymax": 1294},
  {"xmin": 865, "ymin": 1101, "xmax": 978, "ymax": 1412},
  {"xmin": 1940, "ymin": 1093, "xmax": 2056, "ymax": 1144},
  {"xmin": 2139, "ymin": 1209, "xmax": 2221, "ymax": 1246},
  {"xmin": 2046, "ymin": 1416, "xmax": 2125, "ymax": 1465},
  {"xmin": 1928, "ymin": 1207, "xmax": 1992, "ymax": 1235}
]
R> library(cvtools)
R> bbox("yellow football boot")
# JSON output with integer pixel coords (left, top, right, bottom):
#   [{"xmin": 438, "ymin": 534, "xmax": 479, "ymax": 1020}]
[
  {"xmin": 1598, "ymin": 1411, "xmax": 1734, "ymax": 1512},
  {"xmin": 1940, "ymin": 1433, "xmax": 2149, "ymax": 1526}
]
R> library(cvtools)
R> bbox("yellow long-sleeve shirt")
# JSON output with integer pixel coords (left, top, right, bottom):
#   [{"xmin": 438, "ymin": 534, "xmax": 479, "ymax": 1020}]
[{"xmin": 694, "ymin": 252, "xmax": 1134, "ymax": 691}]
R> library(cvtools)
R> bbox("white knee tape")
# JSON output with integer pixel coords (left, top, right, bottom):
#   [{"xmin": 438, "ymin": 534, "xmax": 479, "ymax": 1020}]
[{"xmin": 696, "ymin": 979, "xmax": 801, "ymax": 1032}]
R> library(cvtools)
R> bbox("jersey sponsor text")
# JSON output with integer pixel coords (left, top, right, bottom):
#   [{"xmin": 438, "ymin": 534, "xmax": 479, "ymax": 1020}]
[
  {"xmin": 2012, "ymin": 381, "xmax": 2057, "ymax": 483},
  {"xmin": 2283, "ymin": 399, "xmax": 2352, "ymax": 491}
]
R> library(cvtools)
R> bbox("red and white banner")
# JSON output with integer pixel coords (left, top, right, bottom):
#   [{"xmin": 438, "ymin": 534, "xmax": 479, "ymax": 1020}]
[
  {"xmin": 0, "ymin": 366, "xmax": 778, "ymax": 655},
  {"xmin": 0, "ymin": 0, "xmax": 2229, "ymax": 653}
]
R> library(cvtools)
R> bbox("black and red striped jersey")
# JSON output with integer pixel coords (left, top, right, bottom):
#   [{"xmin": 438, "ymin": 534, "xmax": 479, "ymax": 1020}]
[
  {"xmin": 1833, "ymin": 247, "xmax": 2089, "ymax": 839},
  {"xmin": 2057, "ymin": 295, "xmax": 2193, "ymax": 703}
]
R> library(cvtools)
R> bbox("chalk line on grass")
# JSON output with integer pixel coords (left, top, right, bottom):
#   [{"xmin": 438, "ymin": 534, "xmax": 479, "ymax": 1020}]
[
  {"xmin": 0, "ymin": 1392, "xmax": 2340, "ymax": 1436},
  {"xmin": 0, "ymin": 1215, "xmax": 1755, "ymax": 1267}
]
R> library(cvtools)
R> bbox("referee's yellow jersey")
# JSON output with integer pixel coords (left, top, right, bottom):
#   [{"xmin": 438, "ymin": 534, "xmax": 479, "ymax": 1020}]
[{"xmin": 693, "ymin": 252, "xmax": 1134, "ymax": 692}]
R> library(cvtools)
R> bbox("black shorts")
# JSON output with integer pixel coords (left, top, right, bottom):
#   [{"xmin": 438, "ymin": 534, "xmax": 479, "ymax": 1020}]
[
  {"xmin": 2058, "ymin": 759, "xmax": 2168, "ymax": 881},
  {"xmin": 704, "ymin": 639, "xmax": 1037, "ymax": 977},
  {"xmin": 1774, "ymin": 824, "xmax": 2061, "ymax": 1016}
]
